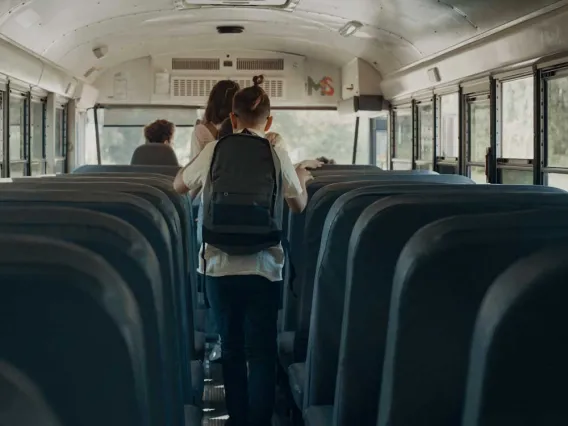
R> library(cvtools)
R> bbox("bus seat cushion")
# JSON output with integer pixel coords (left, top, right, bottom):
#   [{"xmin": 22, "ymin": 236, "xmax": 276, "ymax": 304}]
[
  {"xmin": 191, "ymin": 360, "xmax": 204, "ymax": 403},
  {"xmin": 195, "ymin": 308, "xmax": 207, "ymax": 332},
  {"xmin": 288, "ymin": 362, "xmax": 306, "ymax": 410},
  {"xmin": 304, "ymin": 405, "xmax": 333, "ymax": 426},
  {"xmin": 184, "ymin": 403, "xmax": 203, "ymax": 425},
  {"xmin": 194, "ymin": 331, "xmax": 206, "ymax": 360},
  {"xmin": 278, "ymin": 331, "xmax": 295, "ymax": 368}
]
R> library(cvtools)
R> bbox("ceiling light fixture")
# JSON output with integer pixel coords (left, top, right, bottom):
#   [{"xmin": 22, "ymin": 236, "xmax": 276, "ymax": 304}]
[
  {"xmin": 339, "ymin": 20, "xmax": 363, "ymax": 37},
  {"xmin": 174, "ymin": 0, "xmax": 300, "ymax": 12}
]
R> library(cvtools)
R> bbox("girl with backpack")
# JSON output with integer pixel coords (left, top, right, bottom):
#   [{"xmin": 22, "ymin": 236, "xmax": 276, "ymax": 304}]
[{"xmin": 174, "ymin": 75, "xmax": 313, "ymax": 426}]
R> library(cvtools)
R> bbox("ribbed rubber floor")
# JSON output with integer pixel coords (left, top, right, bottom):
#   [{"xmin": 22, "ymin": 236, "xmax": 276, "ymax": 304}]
[
  {"xmin": 201, "ymin": 343, "xmax": 293, "ymax": 426},
  {"xmin": 203, "ymin": 359, "xmax": 227, "ymax": 426}
]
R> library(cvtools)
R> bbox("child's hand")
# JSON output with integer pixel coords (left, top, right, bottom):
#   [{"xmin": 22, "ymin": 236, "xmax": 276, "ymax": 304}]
[
  {"xmin": 266, "ymin": 132, "xmax": 285, "ymax": 149},
  {"xmin": 295, "ymin": 159, "xmax": 323, "ymax": 170},
  {"xmin": 295, "ymin": 166, "xmax": 314, "ymax": 184}
]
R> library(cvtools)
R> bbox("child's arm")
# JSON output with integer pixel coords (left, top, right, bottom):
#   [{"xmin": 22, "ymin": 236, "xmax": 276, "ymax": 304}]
[
  {"xmin": 294, "ymin": 159, "xmax": 323, "ymax": 170},
  {"xmin": 190, "ymin": 123, "xmax": 217, "ymax": 160},
  {"xmin": 286, "ymin": 166, "xmax": 312, "ymax": 213},
  {"xmin": 173, "ymin": 141, "xmax": 213, "ymax": 196},
  {"xmin": 275, "ymin": 146, "xmax": 313, "ymax": 213}
]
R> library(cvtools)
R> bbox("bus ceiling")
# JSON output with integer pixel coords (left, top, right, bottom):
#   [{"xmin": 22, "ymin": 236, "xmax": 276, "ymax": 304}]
[{"xmin": 0, "ymin": 0, "xmax": 567, "ymax": 102}]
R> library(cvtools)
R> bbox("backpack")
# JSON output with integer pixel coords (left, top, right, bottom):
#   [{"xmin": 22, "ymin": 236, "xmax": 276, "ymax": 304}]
[{"xmin": 201, "ymin": 129, "xmax": 284, "ymax": 255}]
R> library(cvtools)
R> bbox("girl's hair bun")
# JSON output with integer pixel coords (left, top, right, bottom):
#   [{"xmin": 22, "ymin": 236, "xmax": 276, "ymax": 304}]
[{"xmin": 252, "ymin": 75, "xmax": 265, "ymax": 86}]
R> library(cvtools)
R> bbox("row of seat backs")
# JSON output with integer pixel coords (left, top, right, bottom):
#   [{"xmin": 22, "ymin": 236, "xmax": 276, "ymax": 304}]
[
  {"xmin": 127, "ymin": 143, "xmax": 385, "ymax": 169},
  {"xmin": 3, "ymin": 166, "xmax": 204, "ymax": 426},
  {"xmin": 304, "ymin": 185, "xmax": 562, "ymax": 407},
  {"xmin": 297, "ymin": 182, "xmax": 568, "ymax": 426},
  {"xmin": 0, "ymin": 356, "xmax": 63, "ymax": 425},
  {"xmin": 0, "ymin": 232, "xmax": 152, "ymax": 426},
  {"xmin": 74, "ymin": 164, "xmax": 180, "ymax": 176},
  {"xmin": 281, "ymin": 170, "xmax": 473, "ymax": 333},
  {"xmin": 131, "ymin": 144, "xmax": 180, "ymax": 166},
  {"xmin": 279, "ymin": 170, "xmax": 476, "ymax": 416},
  {"xmin": 463, "ymin": 245, "xmax": 568, "ymax": 426},
  {"xmin": 378, "ymin": 205, "xmax": 568, "ymax": 426}
]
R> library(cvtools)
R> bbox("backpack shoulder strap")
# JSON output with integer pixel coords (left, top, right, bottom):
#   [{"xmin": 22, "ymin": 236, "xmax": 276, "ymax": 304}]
[{"xmin": 204, "ymin": 122, "xmax": 218, "ymax": 139}]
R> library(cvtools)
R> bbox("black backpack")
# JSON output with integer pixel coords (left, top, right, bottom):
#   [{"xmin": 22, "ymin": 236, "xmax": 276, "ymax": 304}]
[{"xmin": 201, "ymin": 130, "xmax": 284, "ymax": 255}]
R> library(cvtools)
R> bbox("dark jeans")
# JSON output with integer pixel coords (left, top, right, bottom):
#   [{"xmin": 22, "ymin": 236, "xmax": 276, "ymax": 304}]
[{"xmin": 206, "ymin": 274, "xmax": 281, "ymax": 426}]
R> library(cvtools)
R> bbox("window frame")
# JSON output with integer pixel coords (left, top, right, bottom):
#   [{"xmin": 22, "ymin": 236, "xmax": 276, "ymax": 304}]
[
  {"xmin": 391, "ymin": 104, "xmax": 413, "ymax": 170},
  {"xmin": 465, "ymin": 92, "xmax": 490, "ymax": 183},
  {"xmin": 371, "ymin": 114, "xmax": 389, "ymax": 169},
  {"xmin": 435, "ymin": 91, "xmax": 461, "ymax": 175},
  {"xmin": 30, "ymin": 97, "xmax": 46, "ymax": 176},
  {"xmin": 8, "ymin": 89, "xmax": 28, "ymax": 177},
  {"xmin": 540, "ymin": 65, "xmax": 568, "ymax": 187},
  {"xmin": 415, "ymin": 97, "xmax": 435, "ymax": 171},
  {"xmin": 54, "ymin": 104, "xmax": 68, "ymax": 174},
  {"xmin": 0, "ymin": 90, "xmax": 4, "ymax": 178},
  {"xmin": 494, "ymin": 74, "xmax": 535, "ymax": 184}
]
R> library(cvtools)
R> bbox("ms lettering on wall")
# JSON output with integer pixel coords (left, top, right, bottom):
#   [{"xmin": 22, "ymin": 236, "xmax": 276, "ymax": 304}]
[{"xmin": 307, "ymin": 76, "xmax": 335, "ymax": 96}]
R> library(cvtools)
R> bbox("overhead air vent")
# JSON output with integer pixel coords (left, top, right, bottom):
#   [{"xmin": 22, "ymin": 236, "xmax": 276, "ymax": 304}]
[
  {"xmin": 217, "ymin": 25, "xmax": 244, "ymax": 34},
  {"xmin": 175, "ymin": 0, "xmax": 300, "ymax": 11},
  {"xmin": 172, "ymin": 77, "xmax": 220, "ymax": 97},
  {"xmin": 171, "ymin": 76, "xmax": 285, "ymax": 99},
  {"xmin": 236, "ymin": 58, "xmax": 284, "ymax": 71},
  {"xmin": 172, "ymin": 58, "xmax": 220, "ymax": 70},
  {"xmin": 235, "ymin": 77, "xmax": 285, "ymax": 99}
]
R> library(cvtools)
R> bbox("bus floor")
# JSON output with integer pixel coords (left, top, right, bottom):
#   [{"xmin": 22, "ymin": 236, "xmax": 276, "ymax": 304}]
[{"xmin": 202, "ymin": 343, "xmax": 293, "ymax": 426}]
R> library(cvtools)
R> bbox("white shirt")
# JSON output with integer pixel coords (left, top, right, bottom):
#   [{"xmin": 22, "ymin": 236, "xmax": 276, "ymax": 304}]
[
  {"xmin": 189, "ymin": 123, "xmax": 217, "ymax": 162},
  {"xmin": 182, "ymin": 129, "xmax": 303, "ymax": 282},
  {"xmin": 189, "ymin": 122, "xmax": 287, "ymax": 161}
]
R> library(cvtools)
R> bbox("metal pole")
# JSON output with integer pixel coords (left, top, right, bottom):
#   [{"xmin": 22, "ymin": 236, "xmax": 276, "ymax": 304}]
[
  {"xmin": 4, "ymin": 83, "xmax": 10, "ymax": 178},
  {"xmin": 93, "ymin": 104, "xmax": 102, "ymax": 165},
  {"xmin": 352, "ymin": 116, "xmax": 360, "ymax": 165}
]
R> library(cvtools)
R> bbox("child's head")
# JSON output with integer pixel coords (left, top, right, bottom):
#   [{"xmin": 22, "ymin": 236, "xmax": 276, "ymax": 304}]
[
  {"xmin": 144, "ymin": 119, "xmax": 175, "ymax": 144},
  {"xmin": 204, "ymin": 80, "xmax": 241, "ymax": 125},
  {"xmin": 231, "ymin": 75, "xmax": 272, "ymax": 132}
]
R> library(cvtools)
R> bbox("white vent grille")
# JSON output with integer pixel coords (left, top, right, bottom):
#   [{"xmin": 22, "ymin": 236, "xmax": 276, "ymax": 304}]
[
  {"xmin": 172, "ymin": 78, "xmax": 220, "ymax": 97},
  {"xmin": 171, "ymin": 77, "xmax": 285, "ymax": 99},
  {"xmin": 235, "ymin": 78, "xmax": 285, "ymax": 98},
  {"xmin": 236, "ymin": 58, "xmax": 284, "ymax": 71},
  {"xmin": 172, "ymin": 58, "xmax": 220, "ymax": 71}
]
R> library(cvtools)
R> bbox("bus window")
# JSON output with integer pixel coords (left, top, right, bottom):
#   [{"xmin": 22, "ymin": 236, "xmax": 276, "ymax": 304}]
[
  {"xmin": 392, "ymin": 107, "xmax": 412, "ymax": 169},
  {"xmin": 31, "ymin": 101, "xmax": 45, "ymax": 175},
  {"xmin": 547, "ymin": 173, "xmax": 568, "ymax": 190},
  {"xmin": 9, "ymin": 96, "xmax": 25, "ymax": 162},
  {"xmin": 93, "ymin": 107, "xmax": 198, "ymax": 165},
  {"xmin": 500, "ymin": 169, "xmax": 533, "ymax": 185},
  {"xmin": 374, "ymin": 116, "xmax": 388, "ymax": 169},
  {"xmin": 416, "ymin": 102, "xmax": 433, "ymax": 170},
  {"xmin": 439, "ymin": 93, "xmax": 459, "ymax": 158},
  {"xmin": 467, "ymin": 97, "xmax": 490, "ymax": 183},
  {"xmin": 355, "ymin": 118, "xmax": 370, "ymax": 165},
  {"xmin": 55, "ymin": 108, "xmax": 64, "ymax": 158},
  {"xmin": 501, "ymin": 76, "xmax": 534, "ymax": 159},
  {"xmin": 85, "ymin": 108, "xmax": 102, "ymax": 165},
  {"xmin": 546, "ymin": 74, "xmax": 568, "ymax": 168},
  {"xmin": 470, "ymin": 167, "xmax": 486, "ymax": 184},
  {"xmin": 418, "ymin": 103, "xmax": 433, "ymax": 161},
  {"xmin": 269, "ymin": 110, "xmax": 356, "ymax": 164}
]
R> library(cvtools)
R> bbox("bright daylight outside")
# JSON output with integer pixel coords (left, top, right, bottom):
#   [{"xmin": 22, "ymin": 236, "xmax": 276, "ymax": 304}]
[{"xmin": 85, "ymin": 108, "xmax": 368, "ymax": 167}]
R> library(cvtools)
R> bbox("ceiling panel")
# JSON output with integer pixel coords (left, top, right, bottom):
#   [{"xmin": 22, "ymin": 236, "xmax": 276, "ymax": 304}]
[{"xmin": 0, "ymin": 0, "xmax": 562, "ymax": 79}]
